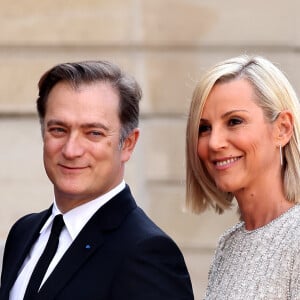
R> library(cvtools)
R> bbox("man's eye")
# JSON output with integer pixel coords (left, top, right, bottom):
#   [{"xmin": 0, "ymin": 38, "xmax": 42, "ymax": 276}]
[
  {"xmin": 49, "ymin": 127, "xmax": 65, "ymax": 134},
  {"xmin": 89, "ymin": 131, "xmax": 103, "ymax": 136}
]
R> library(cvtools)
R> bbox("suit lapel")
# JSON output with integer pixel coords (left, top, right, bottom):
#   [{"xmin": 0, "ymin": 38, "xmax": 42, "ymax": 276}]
[
  {"xmin": 1, "ymin": 208, "xmax": 52, "ymax": 297},
  {"xmin": 37, "ymin": 185, "xmax": 137, "ymax": 299}
]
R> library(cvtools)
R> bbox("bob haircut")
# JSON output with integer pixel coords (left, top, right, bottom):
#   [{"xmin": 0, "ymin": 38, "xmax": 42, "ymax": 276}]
[{"xmin": 186, "ymin": 55, "xmax": 300, "ymax": 214}]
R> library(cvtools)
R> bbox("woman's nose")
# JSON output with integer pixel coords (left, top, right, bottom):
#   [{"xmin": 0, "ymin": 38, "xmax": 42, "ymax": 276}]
[{"xmin": 208, "ymin": 128, "xmax": 227, "ymax": 150}]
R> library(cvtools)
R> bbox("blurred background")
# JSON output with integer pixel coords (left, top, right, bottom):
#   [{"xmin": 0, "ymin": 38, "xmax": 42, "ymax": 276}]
[{"xmin": 0, "ymin": 0, "xmax": 299, "ymax": 298}]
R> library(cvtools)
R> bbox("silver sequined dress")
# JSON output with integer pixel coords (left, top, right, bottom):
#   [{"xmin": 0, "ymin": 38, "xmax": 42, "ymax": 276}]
[{"xmin": 205, "ymin": 205, "xmax": 300, "ymax": 300}]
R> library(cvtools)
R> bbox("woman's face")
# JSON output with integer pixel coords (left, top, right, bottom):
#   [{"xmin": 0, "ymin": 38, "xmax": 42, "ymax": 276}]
[{"xmin": 197, "ymin": 78, "xmax": 279, "ymax": 194}]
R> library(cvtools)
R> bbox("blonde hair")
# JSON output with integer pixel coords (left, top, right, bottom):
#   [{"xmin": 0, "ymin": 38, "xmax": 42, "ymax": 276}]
[{"xmin": 186, "ymin": 55, "xmax": 300, "ymax": 214}]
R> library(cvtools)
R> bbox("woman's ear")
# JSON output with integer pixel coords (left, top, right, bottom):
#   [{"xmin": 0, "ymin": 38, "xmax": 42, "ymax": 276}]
[{"xmin": 275, "ymin": 110, "xmax": 294, "ymax": 146}]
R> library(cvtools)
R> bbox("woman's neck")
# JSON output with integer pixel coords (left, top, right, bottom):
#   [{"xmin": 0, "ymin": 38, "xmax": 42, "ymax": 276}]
[{"xmin": 235, "ymin": 189, "xmax": 294, "ymax": 231}]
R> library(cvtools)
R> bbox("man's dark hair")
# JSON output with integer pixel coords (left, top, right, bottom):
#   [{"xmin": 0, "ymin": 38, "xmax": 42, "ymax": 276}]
[{"xmin": 37, "ymin": 60, "xmax": 142, "ymax": 144}]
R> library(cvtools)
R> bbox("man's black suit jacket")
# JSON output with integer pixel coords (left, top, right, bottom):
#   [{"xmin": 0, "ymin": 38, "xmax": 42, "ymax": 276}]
[{"xmin": 0, "ymin": 185, "xmax": 194, "ymax": 299}]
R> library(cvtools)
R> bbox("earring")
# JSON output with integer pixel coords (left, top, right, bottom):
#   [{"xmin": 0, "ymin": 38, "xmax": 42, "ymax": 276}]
[{"xmin": 280, "ymin": 144, "xmax": 283, "ymax": 166}]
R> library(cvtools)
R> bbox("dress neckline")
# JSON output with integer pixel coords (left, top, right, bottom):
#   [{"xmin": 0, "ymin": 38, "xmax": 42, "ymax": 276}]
[{"xmin": 240, "ymin": 204, "xmax": 300, "ymax": 234}]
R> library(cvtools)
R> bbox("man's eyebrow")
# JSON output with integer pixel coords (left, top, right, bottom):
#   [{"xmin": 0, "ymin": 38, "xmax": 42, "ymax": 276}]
[
  {"xmin": 81, "ymin": 122, "xmax": 109, "ymax": 131},
  {"xmin": 46, "ymin": 120, "xmax": 109, "ymax": 131},
  {"xmin": 46, "ymin": 119, "xmax": 66, "ymax": 127}
]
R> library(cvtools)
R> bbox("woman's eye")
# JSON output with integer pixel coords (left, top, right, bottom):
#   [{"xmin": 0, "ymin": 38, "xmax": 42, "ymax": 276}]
[
  {"xmin": 198, "ymin": 124, "xmax": 211, "ymax": 135},
  {"xmin": 228, "ymin": 118, "xmax": 243, "ymax": 126}
]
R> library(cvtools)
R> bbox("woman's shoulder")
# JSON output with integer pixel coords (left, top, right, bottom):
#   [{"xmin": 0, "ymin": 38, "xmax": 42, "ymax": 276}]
[
  {"xmin": 215, "ymin": 221, "xmax": 244, "ymax": 250},
  {"xmin": 221, "ymin": 221, "xmax": 244, "ymax": 238}
]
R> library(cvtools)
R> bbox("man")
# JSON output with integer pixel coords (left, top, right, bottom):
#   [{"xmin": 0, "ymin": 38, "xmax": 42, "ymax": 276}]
[{"xmin": 0, "ymin": 61, "xmax": 194, "ymax": 299}]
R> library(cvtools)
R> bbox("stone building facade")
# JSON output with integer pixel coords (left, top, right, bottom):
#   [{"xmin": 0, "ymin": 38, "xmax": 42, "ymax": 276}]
[{"xmin": 0, "ymin": 1, "xmax": 299, "ymax": 298}]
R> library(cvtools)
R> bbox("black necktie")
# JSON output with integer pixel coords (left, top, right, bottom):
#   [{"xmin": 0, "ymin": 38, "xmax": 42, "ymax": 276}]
[{"xmin": 23, "ymin": 214, "xmax": 65, "ymax": 300}]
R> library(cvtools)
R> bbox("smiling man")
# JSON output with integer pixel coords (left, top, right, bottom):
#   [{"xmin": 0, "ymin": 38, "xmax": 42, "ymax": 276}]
[{"xmin": 0, "ymin": 61, "xmax": 194, "ymax": 300}]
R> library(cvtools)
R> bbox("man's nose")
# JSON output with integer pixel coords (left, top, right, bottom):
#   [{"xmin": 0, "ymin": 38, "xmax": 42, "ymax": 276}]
[{"xmin": 61, "ymin": 134, "xmax": 85, "ymax": 159}]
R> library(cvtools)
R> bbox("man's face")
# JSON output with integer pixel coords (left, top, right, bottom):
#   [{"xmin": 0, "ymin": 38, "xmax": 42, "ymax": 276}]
[{"xmin": 42, "ymin": 81, "xmax": 138, "ymax": 212}]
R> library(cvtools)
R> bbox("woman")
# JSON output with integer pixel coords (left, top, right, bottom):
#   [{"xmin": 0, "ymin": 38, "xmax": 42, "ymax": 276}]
[{"xmin": 186, "ymin": 55, "xmax": 300, "ymax": 299}]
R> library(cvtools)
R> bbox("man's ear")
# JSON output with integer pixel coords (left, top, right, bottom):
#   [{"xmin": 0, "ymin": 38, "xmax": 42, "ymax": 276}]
[
  {"xmin": 121, "ymin": 128, "xmax": 140, "ymax": 163},
  {"xmin": 275, "ymin": 110, "xmax": 294, "ymax": 146}
]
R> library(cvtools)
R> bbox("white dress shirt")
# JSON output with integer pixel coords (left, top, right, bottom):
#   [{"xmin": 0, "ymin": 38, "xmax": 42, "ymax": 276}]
[{"xmin": 9, "ymin": 181, "xmax": 126, "ymax": 300}]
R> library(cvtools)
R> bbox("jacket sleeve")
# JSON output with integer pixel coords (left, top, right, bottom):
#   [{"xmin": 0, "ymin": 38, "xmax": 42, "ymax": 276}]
[
  {"xmin": 110, "ymin": 235, "xmax": 194, "ymax": 300},
  {"xmin": 0, "ymin": 215, "xmax": 29, "ymax": 285}
]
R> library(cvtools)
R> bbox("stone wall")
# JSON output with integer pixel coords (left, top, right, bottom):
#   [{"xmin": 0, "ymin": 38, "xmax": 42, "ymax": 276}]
[{"xmin": 0, "ymin": 1, "xmax": 299, "ymax": 298}]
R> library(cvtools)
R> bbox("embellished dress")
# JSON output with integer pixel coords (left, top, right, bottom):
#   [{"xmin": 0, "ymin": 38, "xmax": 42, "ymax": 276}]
[{"xmin": 205, "ymin": 205, "xmax": 300, "ymax": 300}]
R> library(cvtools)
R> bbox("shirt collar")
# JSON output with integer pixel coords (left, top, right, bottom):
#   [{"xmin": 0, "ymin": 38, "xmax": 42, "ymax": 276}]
[{"xmin": 40, "ymin": 180, "xmax": 126, "ymax": 240}]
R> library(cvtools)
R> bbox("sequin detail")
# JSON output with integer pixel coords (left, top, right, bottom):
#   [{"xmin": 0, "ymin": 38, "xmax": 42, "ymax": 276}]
[{"xmin": 205, "ymin": 205, "xmax": 300, "ymax": 300}]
